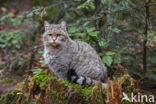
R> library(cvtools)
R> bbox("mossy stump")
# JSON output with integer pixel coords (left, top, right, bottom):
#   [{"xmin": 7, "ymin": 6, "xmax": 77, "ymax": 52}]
[{"xmin": 0, "ymin": 70, "xmax": 138, "ymax": 104}]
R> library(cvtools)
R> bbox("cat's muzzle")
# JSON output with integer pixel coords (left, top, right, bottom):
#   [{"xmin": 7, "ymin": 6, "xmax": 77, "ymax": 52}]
[{"xmin": 49, "ymin": 40, "xmax": 59, "ymax": 47}]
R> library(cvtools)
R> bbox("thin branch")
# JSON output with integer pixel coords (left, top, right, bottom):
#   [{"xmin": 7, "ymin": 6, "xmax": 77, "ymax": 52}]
[{"xmin": 143, "ymin": 0, "xmax": 150, "ymax": 76}]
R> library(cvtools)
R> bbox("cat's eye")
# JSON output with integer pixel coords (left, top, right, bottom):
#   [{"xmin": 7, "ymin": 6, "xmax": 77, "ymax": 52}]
[
  {"xmin": 57, "ymin": 34, "xmax": 61, "ymax": 36},
  {"xmin": 48, "ymin": 34, "xmax": 52, "ymax": 36}
]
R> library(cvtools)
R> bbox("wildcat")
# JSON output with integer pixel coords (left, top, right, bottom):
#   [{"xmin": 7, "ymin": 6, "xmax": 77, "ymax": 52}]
[{"xmin": 43, "ymin": 21, "xmax": 108, "ymax": 87}]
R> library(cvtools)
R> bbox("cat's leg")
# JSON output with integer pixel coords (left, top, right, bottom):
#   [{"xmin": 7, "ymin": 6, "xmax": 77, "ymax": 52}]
[{"xmin": 48, "ymin": 63, "xmax": 68, "ymax": 80}]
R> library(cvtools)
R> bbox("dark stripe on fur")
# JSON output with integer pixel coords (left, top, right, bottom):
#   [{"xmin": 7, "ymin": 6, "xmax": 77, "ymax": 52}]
[
  {"xmin": 67, "ymin": 69, "xmax": 78, "ymax": 82},
  {"xmin": 73, "ymin": 76, "xmax": 79, "ymax": 84},
  {"xmin": 82, "ymin": 77, "xmax": 86, "ymax": 85},
  {"xmin": 90, "ymin": 78, "xmax": 93, "ymax": 85},
  {"xmin": 67, "ymin": 69, "xmax": 95, "ymax": 86}
]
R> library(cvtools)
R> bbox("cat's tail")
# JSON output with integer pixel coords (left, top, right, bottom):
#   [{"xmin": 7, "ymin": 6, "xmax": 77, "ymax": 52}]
[{"xmin": 67, "ymin": 69, "xmax": 108, "ymax": 88}]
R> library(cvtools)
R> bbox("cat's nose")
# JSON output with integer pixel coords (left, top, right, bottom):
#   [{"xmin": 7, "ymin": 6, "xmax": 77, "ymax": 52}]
[{"xmin": 52, "ymin": 36, "xmax": 57, "ymax": 41}]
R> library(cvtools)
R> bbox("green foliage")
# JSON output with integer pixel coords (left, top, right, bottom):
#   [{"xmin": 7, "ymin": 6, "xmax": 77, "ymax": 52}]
[
  {"xmin": 39, "ymin": 60, "xmax": 46, "ymax": 66},
  {"xmin": 31, "ymin": 60, "xmax": 45, "ymax": 74},
  {"xmin": 0, "ymin": 12, "xmax": 38, "ymax": 26},
  {"xmin": 31, "ymin": 68, "xmax": 43, "ymax": 74},
  {"xmin": 77, "ymin": 0, "xmax": 95, "ymax": 10},
  {"xmin": 32, "ymin": 71, "xmax": 50, "ymax": 90},
  {"xmin": 68, "ymin": 26, "xmax": 108, "ymax": 50},
  {"xmin": 99, "ymin": 51, "xmax": 122, "ymax": 67},
  {"xmin": 53, "ymin": 0, "xmax": 155, "ymax": 80},
  {"xmin": 0, "ymin": 10, "xmax": 39, "ymax": 73},
  {"xmin": 147, "ymin": 68, "xmax": 156, "ymax": 81},
  {"xmin": 1, "ymin": 77, "xmax": 13, "ymax": 83},
  {"xmin": 101, "ymin": 0, "xmax": 113, "ymax": 3},
  {"xmin": 0, "ymin": 31, "xmax": 24, "ymax": 49},
  {"xmin": 146, "ymin": 30, "xmax": 156, "ymax": 46},
  {"xmin": 102, "ymin": 51, "xmax": 115, "ymax": 66},
  {"xmin": 102, "ymin": 56, "xmax": 113, "ymax": 67},
  {"xmin": 0, "ymin": 13, "xmax": 10, "ymax": 22}
]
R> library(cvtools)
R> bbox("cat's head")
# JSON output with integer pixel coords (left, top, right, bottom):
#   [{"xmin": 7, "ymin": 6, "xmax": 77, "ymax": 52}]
[{"xmin": 43, "ymin": 21, "xmax": 69, "ymax": 47}]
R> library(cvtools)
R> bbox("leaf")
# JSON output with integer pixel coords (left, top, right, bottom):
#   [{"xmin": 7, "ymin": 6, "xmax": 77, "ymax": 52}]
[
  {"xmin": 86, "ymin": 27, "xmax": 96, "ymax": 33},
  {"xmin": 98, "ymin": 52, "xmax": 104, "ymax": 56},
  {"xmin": 102, "ymin": 56, "xmax": 113, "ymax": 66},
  {"xmin": 106, "ymin": 51, "xmax": 115, "ymax": 56},
  {"xmin": 39, "ymin": 60, "xmax": 46, "ymax": 66},
  {"xmin": 27, "ymin": 12, "xmax": 34, "ymax": 18},
  {"xmin": 114, "ymin": 55, "xmax": 121, "ymax": 64},
  {"xmin": 101, "ymin": 0, "xmax": 106, "ymax": 3},
  {"xmin": 74, "ymin": 38, "xmax": 82, "ymax": 41},
  {"xmin": 101, "ymin": 0, "xmax": 113, "ymax": 3},
  {"xmin": 0, "ymin": 44, "xmax": 6, "ymax": 48},
  {"xmin": 12, "ymin": 40, "xmax": 18, "ymax": 45},
  {"xmin": 15, "ymin": 44, "xmax": 21, "ymax": 49},
  {"xmin": 38, "ymin": 50, "xmax": 44, "ymax": 54},
  {"xmin": 31, "ymin": 68, "xmax": 43, "ymax": 74},
  {"xmin": 84, "ymin": 36, "xmax": 90, "ymax": 41},
  {"xmin": 68, "ymin": 33, "xmax": 73, "ymax": 37},
  {"xmin": 98, "ymin": 41, "xmax": 105, "ymax": 47},
  {"xmin": 69, "ymin": 27, "xmax": 78, "ymax": 33},
  {"xmin": 77, "ymin": 0, "xmax": 95, "ymax": 10},
  {"xmin": 74, "ymin": 33, "xmax": 86, "ymax": 36},
  {"xmin": 113, "ymin": 28, "xmax": 121, "ymax": 33},
  {"xmin": 11, "ymin": 49, "xmax": 18, "ymax": 54},
  {"xmin": 88, "ymin": 31, "xmax": 99, "ymax": 36}
]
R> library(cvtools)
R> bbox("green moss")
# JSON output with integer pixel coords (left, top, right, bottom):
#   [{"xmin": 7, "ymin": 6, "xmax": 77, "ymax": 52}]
[
  {"xmin": 81, "ymin": 86, "xmax": 93, "ymax": 96},
  {"xmin": 51, "ymin": 90, "xmax": 68, "ymax": 104},
  {"xmin": 59, "ymin": 79, "xmax": 82, "ymax": 89},
  {"xmin": 32, "ymin": 71, "xmax": 50, "ymax": 90},
  {"xmin": 0, "ymin": 91, "xmax": 18, "ymax": 104},
  {"xmin": 121, "ymin": 75, "xmax": 135, "ymax": 93},
  {"xmin": 1, "ymin": 77, "xmax": 13, "ymax": 83},
  {"xmin": 59, "ymin": 79, "xmax": 94, "ymax": 97}
]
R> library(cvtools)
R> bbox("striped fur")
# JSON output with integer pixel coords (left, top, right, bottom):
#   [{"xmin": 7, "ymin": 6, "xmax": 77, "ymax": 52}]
[{"xmin": 43, "ymin": 21, "xmax": 108, "ymax": 88}]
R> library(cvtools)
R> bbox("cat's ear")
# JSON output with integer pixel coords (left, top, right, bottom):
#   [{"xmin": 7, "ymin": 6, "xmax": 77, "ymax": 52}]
[
  {"xmin": 44, "ymin": 21, "xmax": 50, "ymax": 31},
  {"xmin": 60, "ymin": 21, "xmax": 66, "ymax": 31}
]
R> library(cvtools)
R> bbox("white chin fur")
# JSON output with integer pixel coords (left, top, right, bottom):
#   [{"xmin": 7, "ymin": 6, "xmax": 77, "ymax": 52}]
[{"xmin": 52, "ymin": 43, "xmax": 57, "ymax": 46}]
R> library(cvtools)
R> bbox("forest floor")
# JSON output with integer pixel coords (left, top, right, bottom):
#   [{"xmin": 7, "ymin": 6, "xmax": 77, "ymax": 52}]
[{"xmin": 0, "ymin": 74, "xmax": 23, "ymax": 95}]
